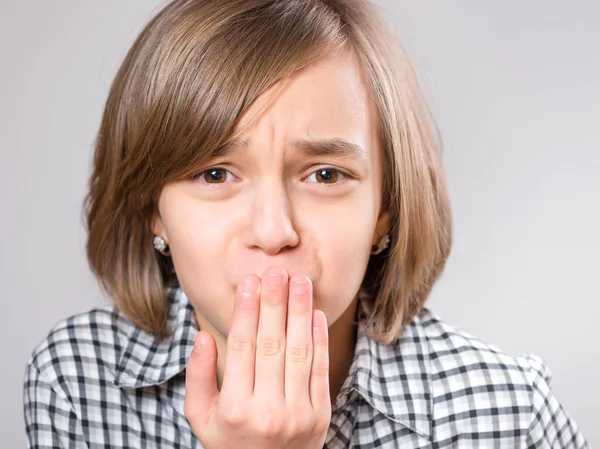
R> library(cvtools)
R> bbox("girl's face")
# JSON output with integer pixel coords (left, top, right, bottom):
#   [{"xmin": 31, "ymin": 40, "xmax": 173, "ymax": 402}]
[{"xmin": 153, "ymin": 51, "xmax": 388, "ymax": 336}]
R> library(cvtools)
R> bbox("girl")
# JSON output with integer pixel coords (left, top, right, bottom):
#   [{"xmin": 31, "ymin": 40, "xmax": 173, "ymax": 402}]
[{"xmin": 24, "ymin": 0, "xmax": 589, "ymax": 448}]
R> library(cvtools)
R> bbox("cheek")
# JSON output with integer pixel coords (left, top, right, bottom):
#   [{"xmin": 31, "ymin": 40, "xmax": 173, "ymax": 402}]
[
  {"xmin": 162, "ymin": 200, "xmax": 237, "ymax": 333},
  {"xmin": 308, "ymin": 205, "xmax": 375, "ymax": 324},
  {"xmin": 166, "ymin": 210, "xmax": 218, "ymax": 278}
]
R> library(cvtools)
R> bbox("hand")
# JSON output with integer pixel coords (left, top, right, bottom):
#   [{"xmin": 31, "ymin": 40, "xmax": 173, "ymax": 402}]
[{"xmin": 184, "ymin": 266, "xmax": 332, "ymax": 449}]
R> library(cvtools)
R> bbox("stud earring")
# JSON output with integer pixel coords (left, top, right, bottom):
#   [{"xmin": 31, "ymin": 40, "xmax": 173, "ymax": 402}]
[
  {"xmin": 370, "ymin": 234, "xmax": 390, "ymax": 256},
  {"xmin": 153, "ymin": 235, "xmax": 170, "ymax": 256}
]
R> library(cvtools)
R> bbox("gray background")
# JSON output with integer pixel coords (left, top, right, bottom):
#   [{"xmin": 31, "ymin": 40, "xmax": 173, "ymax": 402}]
[{"xmin": 1, "ymin": 0, "xmax": 598, "ymax": 446}]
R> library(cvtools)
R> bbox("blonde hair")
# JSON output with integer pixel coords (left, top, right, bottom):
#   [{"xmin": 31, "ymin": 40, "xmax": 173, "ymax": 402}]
[{"xmin": 85, "ymin": 0, "xmax": 452, "ymax": 344}]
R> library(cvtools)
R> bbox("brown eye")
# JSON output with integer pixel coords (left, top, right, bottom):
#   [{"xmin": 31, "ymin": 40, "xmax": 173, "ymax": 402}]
[
  {"xmin": 192, "ymin": 167, "xmax": 239, "ymax": 185},
  {"xmin": 315, "ymin": 169, "xmax": 338, "ymax": 183},
  {"xmin": 203, "ymin": 168, "xmax": 227, "ymax": 183}
]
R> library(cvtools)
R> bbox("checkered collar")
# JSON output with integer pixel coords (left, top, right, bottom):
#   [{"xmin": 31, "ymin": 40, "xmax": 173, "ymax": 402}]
[
  {"xmin": 114, "ymin": 287, "xmax": 197, "ymax": 389},
  {"xmin": 113, "ymin": 287, "xmax": 433, "ymax": 440},
  {"xmin": 336, "ymin": 299, "xmax": 434, "ymax": 440}
]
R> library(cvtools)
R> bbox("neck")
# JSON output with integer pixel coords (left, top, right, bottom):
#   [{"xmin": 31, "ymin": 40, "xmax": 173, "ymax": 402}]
[
  {"xmin": 193, "ymin": 297, "xmax": 359, "ymax": 408},
  {"xmin": 327, "ymin": 296, "xmax": 359, "ymax": 405}
]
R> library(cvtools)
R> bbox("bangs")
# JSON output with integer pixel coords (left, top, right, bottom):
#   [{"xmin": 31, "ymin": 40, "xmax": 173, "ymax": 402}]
[{"xmin": 117, "ymin": 0, "xmax": 347, "ymax": 209}]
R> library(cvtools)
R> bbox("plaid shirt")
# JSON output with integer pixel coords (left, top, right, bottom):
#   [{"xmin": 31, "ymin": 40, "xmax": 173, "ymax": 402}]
[{"xmin": 24, "ymin": 287, "xmax": 589, "ymax": 448}]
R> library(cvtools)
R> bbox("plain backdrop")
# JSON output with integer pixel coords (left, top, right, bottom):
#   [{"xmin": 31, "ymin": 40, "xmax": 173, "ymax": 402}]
[{"xmin": 1, "ymin": 0, "xmax": 598, "ymax": 447}]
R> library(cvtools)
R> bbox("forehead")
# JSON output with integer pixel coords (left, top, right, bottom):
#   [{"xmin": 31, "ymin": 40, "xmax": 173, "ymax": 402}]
[{"xmin": 233, "ymin": 51, "xmax": 379, "ymax": 150}]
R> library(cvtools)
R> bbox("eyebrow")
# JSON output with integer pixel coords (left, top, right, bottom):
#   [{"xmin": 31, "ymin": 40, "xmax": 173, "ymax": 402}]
[{"xmin": 211, "ymin": 136, "xmax": 368, "ymax": 162}]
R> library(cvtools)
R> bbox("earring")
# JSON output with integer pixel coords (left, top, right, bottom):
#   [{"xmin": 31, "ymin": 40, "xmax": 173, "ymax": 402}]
[
  {"xmin": 153, "ymin": 235, "xmax": 170, "ymax": 256},
  {"xmin": 370, "ymin": 234, "xmax": 390, "ymax": 256}
]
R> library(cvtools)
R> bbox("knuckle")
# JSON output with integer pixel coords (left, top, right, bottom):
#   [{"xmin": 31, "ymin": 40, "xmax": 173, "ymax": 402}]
[
  {"xmin": 314, "ymin": 414, "xmax": 332, "ymax": 434},
  {"xmin": 258, "ymin": 337, "xmax": 282, "ymax": 357},
  {"xmin": 256, "ymin": 410, "xmax": 283, "ymax": 437},
  {"xmin": 263, "ymin": 293, "xmax": 283, "ymax": 307},
  {"xmin": 288, "ymin": 300, "xmax": 312, "ymax": 314},
  {"xmin": 287, "ymin": 414, "xmax": 314, "ymax": 436},
  {"xmin": 311, "ymin": 361, "xmax": 329, "ymax": 378},
  {"xmin": 220, "ymin": 405, "xmax": 247, "ymax": 428},
  {"xmin": 287, "ymin": 344, "xmax": 311, "ymax": 364},
  {"xmin": 184, "ymin": 367, "xmax": 204, "ymax": 384},
  {"xmin": 290, "ymin": 307, "xmax": 312, "ymax": 319},
  {"xmin": 183, "ymin": 400, "xmax": 198, "ymax": 423},
  {"xmin": 228, "ymin": 334, "xmax": 254, "ymax": 353}
]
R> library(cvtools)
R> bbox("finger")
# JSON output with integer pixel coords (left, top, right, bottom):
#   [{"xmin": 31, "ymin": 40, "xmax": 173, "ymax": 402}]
[
  {"xmin": 284, "ymin": 275, "xmax": 313, "ymax": 406},
  {"xmin": 184, "ymin": 331, "xmax": 219, "ymax": 426},
  {"xmin": 219, "ymin": 274, "xmax": 261, "ymax": 408},
  {"xmin": 309, "ymin": 309, "xmax": 331, "ymax": 415},
  {"xmin": 253, "ymin": 266, "xmax": 288, "ymax": 398}
]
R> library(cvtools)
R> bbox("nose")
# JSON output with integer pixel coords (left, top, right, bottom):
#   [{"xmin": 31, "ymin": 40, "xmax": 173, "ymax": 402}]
[{"xmin": 244, "ymin": 181, "xmax": 300, "ymax": 255}]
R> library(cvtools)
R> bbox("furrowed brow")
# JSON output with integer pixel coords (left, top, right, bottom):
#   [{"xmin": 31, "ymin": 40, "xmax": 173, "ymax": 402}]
[
  {"xmin": 291, "ymin": 137, "xmax": 368, "ymax": 162},
  {"xmin": 209, "ymin": 136, "xmax": 368, "ymax": 161}
]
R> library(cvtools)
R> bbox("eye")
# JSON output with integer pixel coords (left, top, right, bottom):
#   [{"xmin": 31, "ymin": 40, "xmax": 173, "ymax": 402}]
[
  {"xmin": 192, "ymin": 167, "xmax": 237, "ymax": 184},
  {"xmin": 305, "ymin": 168, "xmax": 347, "ymax": 184}
]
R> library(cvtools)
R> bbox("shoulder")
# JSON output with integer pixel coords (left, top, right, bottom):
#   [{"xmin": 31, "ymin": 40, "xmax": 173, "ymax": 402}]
[
  {"xmin": 418, "ymin": 306, "xmax": 545, "ymax": 385},
  {"xmin": 418, "ymin": 308, "xmax": 539, "ymax": 426},
  {"xmin": 415, "ymin": 308, "xmax": 588, "ymax": 446},
  {"xmin": 25, "ymin": 305, "xmax": 135, "ymax": 394}
]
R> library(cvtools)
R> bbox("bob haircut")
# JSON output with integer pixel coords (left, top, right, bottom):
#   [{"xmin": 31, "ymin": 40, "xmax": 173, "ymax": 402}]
[{"xmin": 85, "ymin": 0, "xmax": 452, "ymax": 344}]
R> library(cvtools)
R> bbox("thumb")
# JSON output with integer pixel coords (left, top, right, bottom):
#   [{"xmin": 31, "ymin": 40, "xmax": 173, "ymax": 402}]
[{"xmin": 184, "ymin": 330, "xmax": 220, "ymax": 424}]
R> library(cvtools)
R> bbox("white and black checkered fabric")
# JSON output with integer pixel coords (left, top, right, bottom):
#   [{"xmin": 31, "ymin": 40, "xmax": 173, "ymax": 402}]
[{"xmin": 24, "ymin": 287, "xmax": 589, "ymax": 448}]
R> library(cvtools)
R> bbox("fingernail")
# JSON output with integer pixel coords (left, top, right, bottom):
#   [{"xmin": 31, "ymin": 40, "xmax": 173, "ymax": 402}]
[
  {"xmin": 265, "ymin": 273, "xmax": 284, "ymax": 288},
  {"xmin": 292, "ymin": 281, "xmax": 308, "ymax": 295},
  {"xmin": 194, "ymin": 332, "xmax": 203, "ymax": 354},
  {"xmin": 314, "ymin": 310, "xmax": 326, "ymax": 327},
  {"xmin": 241, "ymin": 277, "xmax": 259, "ymax": 293}
]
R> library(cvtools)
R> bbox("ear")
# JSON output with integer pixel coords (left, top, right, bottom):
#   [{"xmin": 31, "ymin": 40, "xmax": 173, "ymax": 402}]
[
  {"xmin": 152, "ymin": 213, "xmax": 167, "ymax": 240},
  {"xmin": 372, "ymin": 209, "xmax": 390, "ymax": 246}
]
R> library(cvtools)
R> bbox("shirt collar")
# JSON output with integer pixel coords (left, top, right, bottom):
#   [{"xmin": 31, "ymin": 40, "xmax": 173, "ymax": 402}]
[
  {"xmin": 113, "ymin": 288, "xmax": 433, "ymax": 440},
  {"xmin": 114, "ymin": 287, "xmax": 197, "ymax": 389},
  {"xmin": 336, "ymin": 298, "xmax": 434, "ymax": 440}
]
